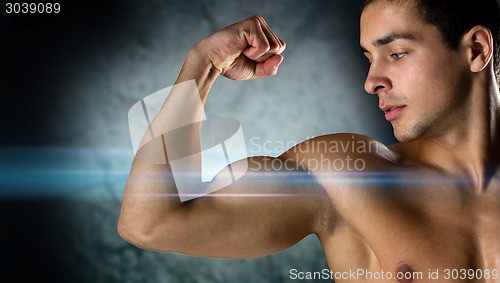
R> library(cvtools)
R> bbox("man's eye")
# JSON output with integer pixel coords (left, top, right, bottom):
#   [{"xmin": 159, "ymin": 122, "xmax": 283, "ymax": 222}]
[{"xmin": 391, "ymin": 52, "xmax": 407, "ymax": 59}]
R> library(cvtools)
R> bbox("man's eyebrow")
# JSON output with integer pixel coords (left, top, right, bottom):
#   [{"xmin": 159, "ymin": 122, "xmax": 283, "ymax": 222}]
[
  {"xmin": 374, "ymin": 32, "xmax": 417, "ymax": 46},
  {"xmin": 361, "ymin": 32, "xmax": 418, "ymax": 53}
]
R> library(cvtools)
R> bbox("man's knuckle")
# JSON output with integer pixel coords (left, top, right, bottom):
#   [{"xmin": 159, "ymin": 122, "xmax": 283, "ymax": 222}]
[
  {"xmin": 251, "ymin": 14, "xmax": 263, "ymax": 21},
  {"xmin": 261, "ymin": 42, "xmax": 271, "ymax": 52},
  {"xmin": 246, "ymin": 16, "xmax": 261, "ymax": 27},
  {"xmin": 269, "ymin": 43, "xmax": 281, "ymax": 52}
]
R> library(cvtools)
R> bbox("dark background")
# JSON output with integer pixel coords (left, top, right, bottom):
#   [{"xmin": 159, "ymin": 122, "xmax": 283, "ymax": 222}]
[{"xmin": 0, "ymin": 0, "xmax": 394, "ymax": 282}]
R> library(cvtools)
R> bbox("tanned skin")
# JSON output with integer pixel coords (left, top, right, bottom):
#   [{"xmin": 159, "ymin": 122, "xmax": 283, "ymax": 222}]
[{"xmin": 118, "ymin": 2, "xmax": 500, "ymax": 282}]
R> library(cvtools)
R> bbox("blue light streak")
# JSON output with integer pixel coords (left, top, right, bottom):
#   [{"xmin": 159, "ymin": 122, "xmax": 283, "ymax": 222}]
[{"xmin": 0, "ymin": 147, "xmax": 131, "ymax": 198}]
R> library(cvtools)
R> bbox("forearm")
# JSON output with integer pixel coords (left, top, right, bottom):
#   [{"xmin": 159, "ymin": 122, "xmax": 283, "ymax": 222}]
[{"xmin": 146, "ymin": 46, "xmax": 220, "ymax": 141}]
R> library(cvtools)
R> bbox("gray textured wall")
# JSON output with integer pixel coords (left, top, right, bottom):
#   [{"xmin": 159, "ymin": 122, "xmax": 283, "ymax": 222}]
[{"xmin": 2, "ymin": 0, "xmax": 395, "ymax": 282}]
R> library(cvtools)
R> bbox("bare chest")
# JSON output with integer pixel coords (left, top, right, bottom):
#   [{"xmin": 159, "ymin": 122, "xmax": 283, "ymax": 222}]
[{"xmin": 321, "ymin": 175, "xmax": 500, "ymax": 282}]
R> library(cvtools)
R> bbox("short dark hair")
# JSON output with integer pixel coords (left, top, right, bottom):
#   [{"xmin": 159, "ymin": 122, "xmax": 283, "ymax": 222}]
[{"xmin": 363, "ymin": 0, "xmax": 500, "ymax": 82}]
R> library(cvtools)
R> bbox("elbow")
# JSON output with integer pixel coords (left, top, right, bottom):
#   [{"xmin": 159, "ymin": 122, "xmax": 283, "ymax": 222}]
[
  {"xmin": 117, "ymin": 219, "xmax": 134, "ymax": 244},
  {"xmin": 117, "ymin": 216, "xmax": 179, "ymax": 252},
  {"xmin": 117, "ymin": 217, "xmax": 156, "ymax": 251}
]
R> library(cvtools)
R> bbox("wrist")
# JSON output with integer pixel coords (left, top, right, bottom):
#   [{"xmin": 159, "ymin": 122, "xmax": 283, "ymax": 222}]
[
  {"xmin": 175, "ymin": 43, "xmax": 221, "ymax": 83},
  {"xmin": 188, "ymin": 42, "xmax": 222, "ymax": 76},
  {"xmin": 174, "ymin": 42, "xmax": 221, "ymax": 101}
]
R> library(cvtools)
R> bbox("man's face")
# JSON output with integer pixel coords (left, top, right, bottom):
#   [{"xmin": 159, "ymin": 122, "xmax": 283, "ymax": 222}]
[{"xmin": 360, "ymin": 2, "xmax": 471, "ymax": 142}]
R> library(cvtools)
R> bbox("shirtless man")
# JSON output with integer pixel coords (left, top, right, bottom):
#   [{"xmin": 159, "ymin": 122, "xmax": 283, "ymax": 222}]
[{"xmin": 118, "ymin": 0, "xmax": 500, "ymax": 281}]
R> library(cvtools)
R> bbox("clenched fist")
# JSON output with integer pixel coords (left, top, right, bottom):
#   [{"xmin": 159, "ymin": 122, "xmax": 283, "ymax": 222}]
[{"xmin": 192, "ymin": 15, "xmax": 286, "ymax": 80}]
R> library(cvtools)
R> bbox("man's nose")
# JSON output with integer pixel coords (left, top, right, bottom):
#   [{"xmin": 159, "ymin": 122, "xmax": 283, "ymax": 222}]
[{"xmin": 364, "ymin": 62, "xmax": 392, "ymax": 94}]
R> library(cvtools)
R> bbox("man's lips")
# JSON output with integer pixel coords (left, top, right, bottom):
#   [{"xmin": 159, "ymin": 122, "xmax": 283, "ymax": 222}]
[
  {"xmin": 380, "ymin": 105, "xmax": 405, "ymax": 113},
  {"xmin": 380, "ymin": 105, "xmax": 406, "ymax": 121}
]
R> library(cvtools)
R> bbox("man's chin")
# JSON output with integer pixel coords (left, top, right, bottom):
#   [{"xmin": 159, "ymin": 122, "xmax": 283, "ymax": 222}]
[{"xmin": 393, "ymin": 127, "xmax": 421, "ymax": 143}]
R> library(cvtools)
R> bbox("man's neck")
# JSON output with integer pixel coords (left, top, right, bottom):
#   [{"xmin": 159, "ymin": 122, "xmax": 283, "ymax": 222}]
[{"xmin": 404, "ymin": 74, "xmax": 500, "ymax": 191}]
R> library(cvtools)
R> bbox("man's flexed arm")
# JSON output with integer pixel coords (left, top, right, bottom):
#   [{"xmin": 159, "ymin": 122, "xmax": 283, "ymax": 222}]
[{"xmin": 117, "ymin": 16, "xmax": 329, "ymax": 259}]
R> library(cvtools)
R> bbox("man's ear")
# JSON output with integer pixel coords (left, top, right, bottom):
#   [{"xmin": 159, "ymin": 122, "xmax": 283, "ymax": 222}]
[{"xmin": 463, "ymin": 25, "xmax": 494, "ymax": 73}]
